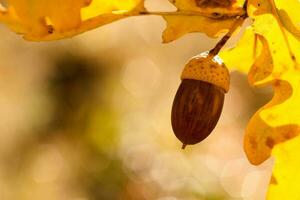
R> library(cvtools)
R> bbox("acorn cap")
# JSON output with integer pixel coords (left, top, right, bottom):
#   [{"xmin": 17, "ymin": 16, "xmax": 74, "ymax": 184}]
[{"xmin": 181, "ymin": 53, "xmax": 230, "ymax": 93}]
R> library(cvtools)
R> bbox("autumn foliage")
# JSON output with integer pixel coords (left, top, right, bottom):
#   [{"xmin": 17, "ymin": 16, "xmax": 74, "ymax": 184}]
[{"xmin": 0, "ymin": 0, "xmax": 300, "ymax": 199}]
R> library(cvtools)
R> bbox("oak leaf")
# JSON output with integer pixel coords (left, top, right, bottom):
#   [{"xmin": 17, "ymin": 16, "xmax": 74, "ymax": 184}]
[
  {"xmin": 221, "ymin": 0, "xmax": 300, "ymax": 198},
  {"xmin": 0, "ymin": 0, "xmax": 144, "ymax": 41}
]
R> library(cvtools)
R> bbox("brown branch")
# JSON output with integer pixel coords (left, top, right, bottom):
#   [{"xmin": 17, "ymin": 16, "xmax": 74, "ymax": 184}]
[{"xmin": 139, "ymin": 9, "xmax": 246, "ymax": 20}]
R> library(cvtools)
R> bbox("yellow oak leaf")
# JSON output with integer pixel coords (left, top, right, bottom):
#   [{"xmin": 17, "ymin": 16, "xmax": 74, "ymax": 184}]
[
  {"xmin": 278, "ymin": 9, "xmax": 300, "ymax": 40},
  {"xmin": 247, "ymin": 34, "xmax": 273, "ymax": 86},
  {"xmin": 220, "ymin": 27, "xmax": 259, "ymax": 74},
  {"xmin": 239, "ymin": 0, "xmax": 300, "ymax": 166},
  {"xmin": 0, "ymin": 0, "xmax": 144, "ymax": 41},
  {"xmin": 221, "ymin": 1, "xmax": 300, "ymax": 196},
  {"xmin": 81, "ymin": 0, "xmax": 144, "ymax": 20},
  {"xmin": 267, "ymin": 136, "xmax": 300, "ymax": 199},
  {"xmin": 244, "ymin": 79, "xmax": 299, "ymax": 165},
  {"xmin": 275, "ymin": 0, "xmax": 300, "ymax": 40},
  {"xmin": 247, "ymin": 0, "xmax": 272, "ymax": 15},
  {"xmin": 162, "ymin": 15, "xmax": 237, "ymax": 43},
  {"xmin": 222, "ymin": 27, "xmax": 300, "ymax": 165},
  {"xmin": 162, "ymin": 0, "xmax": 246, "ymax": 42}
]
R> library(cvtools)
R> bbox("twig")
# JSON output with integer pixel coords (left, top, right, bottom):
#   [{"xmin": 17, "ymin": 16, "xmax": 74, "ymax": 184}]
[{"xmin": 138, "ymin": 10, "xmax": 246, "ymax": 20}]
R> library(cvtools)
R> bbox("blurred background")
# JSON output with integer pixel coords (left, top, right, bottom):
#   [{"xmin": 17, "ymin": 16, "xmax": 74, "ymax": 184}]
[{"xmin": 0, "ymin": 1, "xmax": 274, "ymax": 200}]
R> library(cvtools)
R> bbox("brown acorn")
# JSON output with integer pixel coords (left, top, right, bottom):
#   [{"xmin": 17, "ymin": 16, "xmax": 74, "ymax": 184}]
[{"xmin": 171, "ymin": 52, "xmax": 230, "ymax": 149}]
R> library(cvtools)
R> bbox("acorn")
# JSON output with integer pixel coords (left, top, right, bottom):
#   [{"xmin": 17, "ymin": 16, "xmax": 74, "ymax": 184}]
[{"xmin": 171, "ymin": 52, "xmax": 230, "ymax": 149}]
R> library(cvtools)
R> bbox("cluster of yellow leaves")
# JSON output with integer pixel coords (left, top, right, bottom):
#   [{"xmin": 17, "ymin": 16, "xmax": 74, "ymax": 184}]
[
  {"xmin": 221, "ymin": 0, "xmax": 300, "ymax": 198},
  {"xmin": 0, "ymin": 0, "xmax": 246, "ymax": 41},
  {"xmin": 1, "ymin": 0, "xmax": 300, "ymax": 199}
]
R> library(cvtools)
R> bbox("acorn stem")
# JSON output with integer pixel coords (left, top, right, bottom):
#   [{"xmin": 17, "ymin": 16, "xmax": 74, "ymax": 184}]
[
  {"xmin": 182, "ymin": 144, "xmax": 187, "ymax": 149},
  {"xmin": 209, "ymin": 13, "xmax": 248, "ymax": 56}
]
